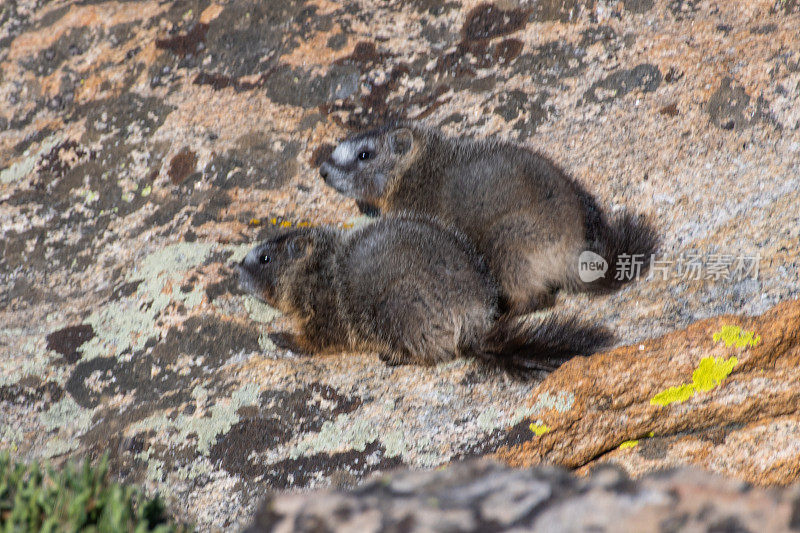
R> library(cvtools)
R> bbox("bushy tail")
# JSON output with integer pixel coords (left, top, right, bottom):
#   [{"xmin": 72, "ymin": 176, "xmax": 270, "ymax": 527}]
[
  {"xmin": 571, "ymin": 187, "xmax": 659, "ymax": 294},
  {"xmin": 474, "ymin": 314, "xmax": 613, "ymax": 376}
]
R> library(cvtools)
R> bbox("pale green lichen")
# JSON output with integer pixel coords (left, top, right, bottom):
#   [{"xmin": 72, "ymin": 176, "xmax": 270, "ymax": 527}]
[
  {"xmin": 129, "ymin": 383, "xmax": 260, "ymax": 455},
  {"xmin": 41, "ymin": 437, "xmax": 80, "ymax": 458},
  {"xmin": 511, "ymin": 391, "xmax": 575, "ymax": 424},
  {"xmin": 174, "ymin": 458, "xmax": 214, "ymax": 482},
  {"xmin": 0, "ymin": 334, "xmax": 65, "ymax": 387},
  {"xmin": 0, "ymin": 135, "xmax": 62, "ymax": 184},
  {"xmin": 381, "ymin": 429, "xmax": 410, "ymax": 458},
  {"xmin": 80, "ymin": 242, "xmax": 216, "ymax": 360},
  {"xmin": 226, "ymin": 243, "xmax": 254, "ymax": 264},
  {"xmin": 651, "ymin": 356, "xmax": 738, "ymax": 406},
  {"xmin": 344, "ymin": 215, "xmax": 372, "ymax": 230},
  {"xmin": 294, "ymin": 390, "xmax": 576, "ymax": 468},
  {"xmin": 289, "ymin": 406, "xmax": 447, "ymax": 467},
  {"xmin": 713, "ymin": 325, "xmax": 760, "ymax": 348},
  {"xmin": 135, "ymin": 449, "xmax": 166, "ymax": 484},
  {"xmin": 40, "ymin": 397, "xmax": 93, "ymax": 434},
  {"xmin": 474, "ymin": 391, "xmax": 573, "ymax": 439},
  {"xmin": 243, "ymin": 297, "xmax": 281, "ymax": 323},
  {"xmin": 0, "ymin": 425, "xmax": 23, "ymax": 452},
  {"xmin": 476, "ymin": 407, "xmax": 502, "ymax": 433},
  {"xmin": 292, "ymin": 414, "xmax": 379, "ymax": 457},
  {"xmin": 257, "ymin": 334, "xmax": 277, "ymax": 352}
]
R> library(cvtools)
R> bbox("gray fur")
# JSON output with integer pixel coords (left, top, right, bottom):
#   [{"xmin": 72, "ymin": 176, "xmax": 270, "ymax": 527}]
[
  {"xmin": 319, "ymin": 124, "xmax": 658, "ymax": 315},
  {"xmin": 237, "ymin": 215, "xmax": 611, "ymax": 371}
]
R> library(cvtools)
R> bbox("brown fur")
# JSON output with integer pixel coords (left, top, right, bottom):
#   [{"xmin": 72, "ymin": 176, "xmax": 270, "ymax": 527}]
[
  {"xmin": 237, "ymin": 214, "xmax": 611, "ymax": 372},
  {"xmin": 319, "ymin": 124, "xmax": 658, "ymax": 315}
]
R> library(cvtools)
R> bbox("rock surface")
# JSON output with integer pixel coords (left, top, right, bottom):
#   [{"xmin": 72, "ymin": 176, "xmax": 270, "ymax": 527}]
[
  {"xmin": 1, "ymin": 0, "xmax": 799, "ymax": 530},
  {"xmin": 245, "ymin": 459, "xmax": 800, "ymax": 533},
  {"xmin": 496, "ymin": 299, "xmax": 800, "ymax": 486}
]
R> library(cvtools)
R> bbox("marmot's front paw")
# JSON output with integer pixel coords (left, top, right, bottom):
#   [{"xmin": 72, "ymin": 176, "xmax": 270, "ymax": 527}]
[
  {"xmin": 378, "ymin": 352, "xmax": 410, "ymax": 367},
  {"xmin": 268, "ymin": 332, "xmax": 312, "ymax": 356}
]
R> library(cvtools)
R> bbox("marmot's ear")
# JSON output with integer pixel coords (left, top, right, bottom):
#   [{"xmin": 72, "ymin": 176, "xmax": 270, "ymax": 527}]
[
  {"xmin": 390, "ymin": 128, "xmax": 414, "ymax": 155},
  {"xmin": 288, "ymin": 234, "xmax": 314, "ymax": 258}
]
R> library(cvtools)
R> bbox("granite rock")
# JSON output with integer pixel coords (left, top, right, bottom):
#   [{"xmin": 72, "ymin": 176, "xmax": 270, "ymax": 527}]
[
  {"xmin": 245, "ymin": 459, "xmax": 800, "ymax": 533},
  {"xmin": 1, "ymin": 0, "xmax": 799, "ymax": 530}
]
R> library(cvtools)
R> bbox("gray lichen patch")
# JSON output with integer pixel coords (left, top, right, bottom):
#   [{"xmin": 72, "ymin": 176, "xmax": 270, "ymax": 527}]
[
  {"xmin": 129, "ymin": 382, "xmax": 261, "ymax": 456},
  {"xmin": 583, "ymin": 64, "xmax": 662, "ymax": 104},
  {"xmin": 243, "ymin": 297, "xmax": 281, "ymax": 324},
  {"xmin": 1, "ymin": 135, "xmax": 62, "ymax": 184},
  {"xmin": 81, "ymin": 242, "xmax": 216, "ymax": 360}
]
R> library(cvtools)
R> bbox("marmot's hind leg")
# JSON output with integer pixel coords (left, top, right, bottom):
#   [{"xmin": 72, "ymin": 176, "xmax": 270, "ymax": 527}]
[
  {"xmin": 490, "ymin": 244, "xmax": 564, "ymax": 316},
  {"xmin": 378, "ymin": 351, "xmax": 413, "ymax": 366}
]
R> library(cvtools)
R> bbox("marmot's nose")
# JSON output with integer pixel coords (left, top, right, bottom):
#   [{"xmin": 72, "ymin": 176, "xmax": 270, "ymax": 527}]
[{"xmin": 319, "ymin": 163, "xmax": 330, "ymax": 180}]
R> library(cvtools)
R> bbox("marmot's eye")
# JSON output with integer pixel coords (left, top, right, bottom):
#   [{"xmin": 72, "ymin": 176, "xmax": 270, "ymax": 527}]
[
  {"xmin": 358, "ymin": 151, "xmax": 371, "ymax": 161},
  {"xmin": 259, "ymin": 254, "xmax": 270, "ymax": 264}
]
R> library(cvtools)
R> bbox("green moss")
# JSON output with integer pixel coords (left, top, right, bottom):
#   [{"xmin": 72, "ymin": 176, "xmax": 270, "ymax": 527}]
[
  {"xmin": 0, "ymin": 452, "xmax": 191, "ymax": 531},
  {"xmin": 712, "ymin": 325, "xmax": 760, "ymax": 348},
  {"xmin": 651, "ymin": 356, "xmax": 738, "ymax": 406}
]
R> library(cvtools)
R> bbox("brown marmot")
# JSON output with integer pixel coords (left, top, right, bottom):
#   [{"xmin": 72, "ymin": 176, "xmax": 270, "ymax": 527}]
[
  {"xmin": 237, "ymin": 214, "xmax": 610, "ymax": 372},
  {"xmin": 318, "ymin": 124, "xmax": 658, "ymax": 315}
]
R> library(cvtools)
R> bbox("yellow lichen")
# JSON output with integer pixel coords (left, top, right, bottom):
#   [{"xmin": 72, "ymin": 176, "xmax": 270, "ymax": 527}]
[
  {"xmin": 651, "ymin": 383, "xmax": 696, "ymax": 406},
  {"xmin": 692, "ymin": 356, "xmax": 739, "ymax": 391},
  {"xmin": 529, "ymin": 423, "xmax": 550, "ymax": 436},
  {"xmin": 712, "ymin": 325, "xmax": 760, "ymax": 348},
  {"xmin": 618, "ymin": 431, "xmax": 654, "ymax": 450},
  {"xmin": 650, "ymin": 356, "xmax": 738, "ymax": 406}
]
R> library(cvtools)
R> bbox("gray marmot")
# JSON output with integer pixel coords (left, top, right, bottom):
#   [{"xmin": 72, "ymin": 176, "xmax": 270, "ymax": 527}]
[
  {"xmin": 318, "ymin": 124, "xmax": 658, "ymax": 315},
  {"xmin": 237, "ymin": 214, "xmax": 610, "ymax": 372}
]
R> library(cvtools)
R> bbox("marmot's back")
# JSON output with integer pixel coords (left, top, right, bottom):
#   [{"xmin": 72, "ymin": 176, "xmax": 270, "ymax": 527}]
[
  {"xmin": 319, "ymin": 124, "xmax": 657, "ymax": 315},
  {"xmin": 336, "ymin": 216, "xmax": 497, "ymax": 361},
  {"xmin": 238, "ymin": 214, "xmax": 612, "ymax": 371}
]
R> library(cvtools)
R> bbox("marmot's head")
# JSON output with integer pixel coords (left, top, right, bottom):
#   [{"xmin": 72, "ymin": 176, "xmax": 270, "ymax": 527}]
[
  {"xmin": 237, "ymin": 228, "xmax": 332, "ymax": 311},
  {"xmin": 319, "ymin": 125, "xmax": 416, "ymax": 205}
]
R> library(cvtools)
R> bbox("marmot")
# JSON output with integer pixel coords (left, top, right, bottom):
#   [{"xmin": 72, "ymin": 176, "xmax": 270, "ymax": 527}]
[
  {"xmin": 237, "ymin": 214, "xmax": 611, "ymax": 372},
  {"xmin": 318, "ymin": 124, "xmax": 658, "ymax": 315}
]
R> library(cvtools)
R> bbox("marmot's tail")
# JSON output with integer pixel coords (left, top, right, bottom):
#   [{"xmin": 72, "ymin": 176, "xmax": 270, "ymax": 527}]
[
  {"xmin": 475, "ymin": 314, "xmax": 613, "ymax": 375},
  {"xmin": 570, "ymin": 185, "xmax": 659, "ymax": 294},
  {"xmin": 588, "ymin": 211, "xmax": 659, "ymax": 291}
]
